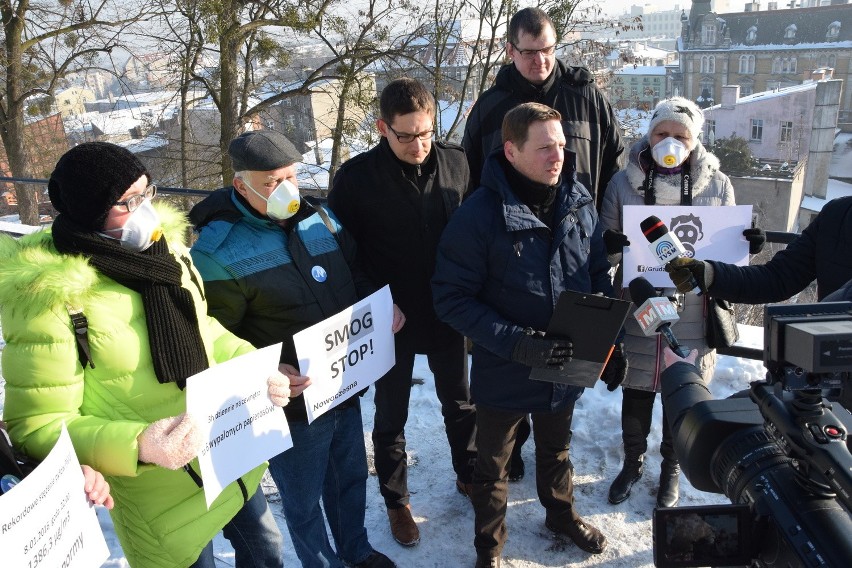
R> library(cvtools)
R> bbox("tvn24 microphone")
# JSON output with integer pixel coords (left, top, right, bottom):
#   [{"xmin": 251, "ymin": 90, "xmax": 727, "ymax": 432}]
[
  {"xmin": 640, "ymin": 215, "xmax": 701, "ymax": 295},
  {"xmin": 629, "ymin": 276, "xmax": 691, "ymax": 358}
]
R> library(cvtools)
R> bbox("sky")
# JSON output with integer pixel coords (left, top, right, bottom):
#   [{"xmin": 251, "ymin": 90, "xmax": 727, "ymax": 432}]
[{"xmin": 1, "ymin": 323, "xmax": 770, "ymax": 567}]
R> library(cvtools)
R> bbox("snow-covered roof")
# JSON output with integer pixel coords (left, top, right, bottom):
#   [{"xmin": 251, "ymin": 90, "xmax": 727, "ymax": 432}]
[
  {"xmin": 801, "ymin": 178, "xmax": 852, "ymax": 213},
  {"xmin": 704, "ymin": 81, "xmax": 818, "ymax": 111},
  {"xmin": 614, "ymin": 65, "xmax": 667, "ymax": 75},
  {"xmin": 117, "ymin": 134, "xmax": 169, "ymax": 153}
]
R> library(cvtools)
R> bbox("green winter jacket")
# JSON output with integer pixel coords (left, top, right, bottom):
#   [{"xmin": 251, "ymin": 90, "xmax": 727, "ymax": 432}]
[{"xmin": 0, "ymin": 205, "xmax": 266, "ymax": 568}]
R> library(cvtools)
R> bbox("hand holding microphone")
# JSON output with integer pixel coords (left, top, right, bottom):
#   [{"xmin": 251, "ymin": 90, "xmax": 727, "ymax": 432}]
[
  {"xmin": 665, "ymin": 258, "xmax": 714, "ymax": 295},
  {"xmin": 629, "ymin": 277, "xmax": 690, "ymax": 358},
  {"xmin": 640, "ymin": 215, "xmax": 701, "ymax": 295}
]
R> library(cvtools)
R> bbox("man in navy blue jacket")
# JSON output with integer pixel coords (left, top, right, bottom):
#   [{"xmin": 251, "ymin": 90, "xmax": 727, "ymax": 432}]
[{"xmin": 433, "ymin": 103, "xmax": 618, "ymax": 567}]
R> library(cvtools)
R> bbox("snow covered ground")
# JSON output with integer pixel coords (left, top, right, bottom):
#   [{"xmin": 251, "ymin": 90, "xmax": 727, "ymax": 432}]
[{"xmin": 1, "ymin": 324, "xmax": 767, "ymax": 567}]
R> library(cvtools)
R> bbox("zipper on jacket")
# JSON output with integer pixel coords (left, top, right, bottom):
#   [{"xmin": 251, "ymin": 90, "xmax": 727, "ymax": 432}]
[{"xmin": 184, "ymin": 463, "xmax": 204, "ymax": 488}]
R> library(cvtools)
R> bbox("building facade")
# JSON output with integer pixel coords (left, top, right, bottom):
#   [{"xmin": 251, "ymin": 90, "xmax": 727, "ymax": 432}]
[{"xmin": 675, "ymin": 2, "xmax": 852, "ymax": 117}]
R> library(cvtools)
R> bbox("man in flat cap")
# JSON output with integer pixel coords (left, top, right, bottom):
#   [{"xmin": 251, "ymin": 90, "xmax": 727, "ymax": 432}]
[{"xmin": 190, "ymin": 129, "xmax": 401, "ymax": 568}]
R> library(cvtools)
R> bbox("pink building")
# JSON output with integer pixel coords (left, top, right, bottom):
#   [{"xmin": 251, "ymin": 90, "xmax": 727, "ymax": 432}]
[{"xmin": 703, "ymin": 76, "xmax": 840, "ymax": 163}]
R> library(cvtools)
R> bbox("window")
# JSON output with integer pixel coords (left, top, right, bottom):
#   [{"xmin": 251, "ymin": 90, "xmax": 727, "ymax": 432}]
[
  {"xmin": 780, "ymin": 120, "xmax": 793, "ymax": 143},
  {"xmin": 772, "ymin": 57, "xmax": 782, "ymax": 74},
  {"xmin": 818, "ymin": 54, "xmax": 828, "ymax": 67},
  {"xmin": 788, "ymin": 57, "xmax": 797, "ymax": 73},
  {"xmin": 746, "ymin": 26, "xmax": 757, "ymax": 43},
  {"xmin": 706, "ymin": 119, "xmax": 716, "ymax": 140},
  {"xmin": 741, "ymin": 85, "xmax": 753, "ymax": 96},
  {"xmin": 827, "ymin": 21, "xmax": 841, "ymax": 40},
  {"xmin": 700, "ymin": 78, "xmax": 714, "ymax": 101},
  {"xmin": 703, "ymin": 24, "xmax": 717, "ymax": 44},
  {"xmin": 751, "ymin": 119, "xmax": 763, "ymax": 141},
  {"xmin": 785, "ymin": 24, "xmax": 797, "ymax": 39},
  {"xmin": 739, "ymin": 55, "xmax": 755, "ymax": 74},
  {"xmin": 829, "ymin": 54, "xmax": 836, "ymax": 68},
  {"xmin": 701, "ymin": 55, "xmax": 716, "ymax": 73}
]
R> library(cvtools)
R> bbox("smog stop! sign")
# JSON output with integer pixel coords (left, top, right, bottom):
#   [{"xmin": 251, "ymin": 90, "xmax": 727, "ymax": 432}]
[{"xmin": 296, "ymin": 286, "xmax": 395, "ymax": 423}]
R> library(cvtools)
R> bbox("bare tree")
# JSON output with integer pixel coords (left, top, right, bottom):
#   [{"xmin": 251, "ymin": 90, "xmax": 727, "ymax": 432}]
[{"xmin": 0, "ymin": 0, "xmax": 152, "ymax": 225}]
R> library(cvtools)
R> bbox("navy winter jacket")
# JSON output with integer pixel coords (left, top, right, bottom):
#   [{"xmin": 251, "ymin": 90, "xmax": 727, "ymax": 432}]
[{"xmin": 432, "ymin": 149, "xmax": 614, "ymax": 413}]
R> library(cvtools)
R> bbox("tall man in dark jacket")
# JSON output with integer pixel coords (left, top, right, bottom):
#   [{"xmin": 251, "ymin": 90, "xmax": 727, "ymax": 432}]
[
  {"xmin": 328, "ymin": 78, "xmax": 477, "ymax": 549},
  {"xmin": 463, "ymin": 7, "xmax": 623, "ymax": 210},
  {"xmin": 433, "ymin": 103, "xmax": 617, "ymax": 567},
  {"xmin": 463, "ymin": 7, "xmax": 624, "ymax": 478}
]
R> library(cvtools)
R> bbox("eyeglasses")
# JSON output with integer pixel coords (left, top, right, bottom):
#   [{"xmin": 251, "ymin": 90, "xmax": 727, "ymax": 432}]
[
  {"xmin": 510, "ymin": 43, "xmax": 557, "ymax": 60},
  {"xmin": 385, "ymin": 123, "xmax": 434, "ymax": 144},
  {"xmin": 114, "ymin": 183, "xmax": 157, "ymax": 213}
]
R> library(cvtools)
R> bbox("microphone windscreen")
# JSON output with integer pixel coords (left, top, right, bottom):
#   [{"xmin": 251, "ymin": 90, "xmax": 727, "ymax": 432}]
[
  {"xmin": 629, "ymin": 276, "xmax": 658, "ymax": 306},
  {"xmin": 640, "ymin": 215, "xmax": 668, "ymax": 242}
]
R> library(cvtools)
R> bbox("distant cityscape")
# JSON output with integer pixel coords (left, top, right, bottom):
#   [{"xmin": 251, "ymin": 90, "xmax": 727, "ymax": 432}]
[{"xmin": 1, "ymin": 1, "xmax": 850, "ymax": 233}]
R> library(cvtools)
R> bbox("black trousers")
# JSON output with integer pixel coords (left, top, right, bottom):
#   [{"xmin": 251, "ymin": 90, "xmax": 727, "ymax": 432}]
[
  {"xmin": 472, "ymin": 402, "xmax": 576, "ymax": 557},
  {"xmin": 372, "ymin": 334, "xmax": 477, "ymax": 508},
  {"xmin": 621, "ymin": 387, "xmax": 677, "ymax": 463}
]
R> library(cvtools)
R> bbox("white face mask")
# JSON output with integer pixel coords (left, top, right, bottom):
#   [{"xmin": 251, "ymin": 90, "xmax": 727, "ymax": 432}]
[
  {"xmin": 100, "ymin": 200, "xmax": 163, "ymax": 251},
  {"xmin": 652, "ymin": 137, "xmax": 690, "ymax": 168},
  {"xmin": 243, "ymin": 177, "xmax": 300, "ymax": 220}
]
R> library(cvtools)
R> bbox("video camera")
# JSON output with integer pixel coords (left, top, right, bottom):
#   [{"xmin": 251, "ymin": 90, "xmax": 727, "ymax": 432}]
[{"xmin": 653, "ymin": 302, "xmax": 852, "ymax": 567}]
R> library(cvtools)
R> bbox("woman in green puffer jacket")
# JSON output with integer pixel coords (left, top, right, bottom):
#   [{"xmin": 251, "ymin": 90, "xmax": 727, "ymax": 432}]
[{"xmin": 0, "ymin": 143, "xmax": 286, "ymax": 568}]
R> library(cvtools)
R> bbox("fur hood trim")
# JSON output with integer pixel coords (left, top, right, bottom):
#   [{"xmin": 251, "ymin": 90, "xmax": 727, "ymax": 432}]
[{"xmin": 0, "ymin": 203, "xmax": 191, "ymax": 312}]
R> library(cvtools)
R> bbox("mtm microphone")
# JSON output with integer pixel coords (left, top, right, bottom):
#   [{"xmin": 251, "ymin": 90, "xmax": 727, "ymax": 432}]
[
  {"xmin": 640, "ymin": 215, "xmax": 700, "ymax": 295},
  {"xmin": 629, "ymin": 276, "xmax": 691, "ymax": 358}
]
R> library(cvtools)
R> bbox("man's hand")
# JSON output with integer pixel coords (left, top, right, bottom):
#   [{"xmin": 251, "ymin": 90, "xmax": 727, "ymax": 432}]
[
  {"xmin": 664, "ymin": 257, "xmax": 714, "ymax": 294},
  {"xmin": 266, "ymin": 362, "xmax": 316, "ymax": 406},
  {"xmin": 600, "ymin": 343, "xmax": 628, "ymax": 391},
  {"xmin": 392, "ymin": 304, "xmax": 406, "ymax": 334},
  {"xmin": 743, "ymin": 228, "xmax": 766, "ymax": 254},
  {"xmin": 602, "ymin": 229, "xmax": 630, "ymax": 255},
  {"xmin": 663, "ymin": 347, "xmax": 698, "ymax": 369},
  {"xmin": 511, "ymin": 329, "xmax": 573, "ymax": 370}
]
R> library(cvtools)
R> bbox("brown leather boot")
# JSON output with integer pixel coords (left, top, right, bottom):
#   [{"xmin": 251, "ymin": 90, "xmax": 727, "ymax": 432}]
[
  {"xmin": 545, "ymin": 516, "xmax": 607, "ymax": 554},
  {"xmin": 387, "ymin": 504, "xmax": 420, "ymax": 547}
]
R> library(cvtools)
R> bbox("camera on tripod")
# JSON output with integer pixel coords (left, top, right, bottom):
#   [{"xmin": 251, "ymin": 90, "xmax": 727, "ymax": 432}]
[{"xmin": 652, "ymin": 301, "xmax": 852, "ymax": 567}]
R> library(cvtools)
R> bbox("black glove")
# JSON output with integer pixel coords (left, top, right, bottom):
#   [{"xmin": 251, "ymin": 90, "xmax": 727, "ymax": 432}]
[
  {"xmin": 511, "ymin": 329, "xmax": 573, "ymax": 370},
  {"xmin": 665, "ymin": 257, "xmax": 712, "ymax": 294},
  {"xmin": 600, "ymin": 343, "xmax": 628, "ymax": 391},
  {"xmin": 742, "ymin": 228, "xmax": 766, "ymax": 254},
  {"xmin": 602, "ymin": 229, "xmax": 631, "ymax": 256}
]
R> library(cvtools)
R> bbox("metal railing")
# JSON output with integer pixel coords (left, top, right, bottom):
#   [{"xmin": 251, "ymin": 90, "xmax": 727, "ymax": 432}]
[{"xmin": 0, "ymin": 175, "xmax": 797, "ymax": 361}]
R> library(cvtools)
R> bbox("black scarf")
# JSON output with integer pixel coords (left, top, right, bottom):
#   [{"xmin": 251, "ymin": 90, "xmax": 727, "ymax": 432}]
[
  {"xmin": 501, "ymin": 155, "xmax": 559, "ymax": 229},
  {"xmin": 52, "ymin": 214, "xmax": 209, "ymax": 389}
]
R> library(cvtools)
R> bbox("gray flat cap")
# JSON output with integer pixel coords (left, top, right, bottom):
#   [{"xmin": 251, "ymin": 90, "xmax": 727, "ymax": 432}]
[{"xmin": 228, "ymin": 130, "xmax": 302, "ymax": 171}]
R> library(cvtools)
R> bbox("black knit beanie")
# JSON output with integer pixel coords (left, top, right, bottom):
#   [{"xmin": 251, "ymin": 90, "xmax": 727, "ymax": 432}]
[{"xmin": 48, "ymin": 142, "xmax": 150, "ymax": 231}]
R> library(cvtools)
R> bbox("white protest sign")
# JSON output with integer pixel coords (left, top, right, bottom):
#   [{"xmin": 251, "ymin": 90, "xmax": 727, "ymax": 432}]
[
  {"xmin": 186, "ymin": 343, "xmax": 292, "ymax": 508},
  {"xmin": 622, "ymin": 205, "xmax": 753, "ymax": 288},
  {"xmin": 296, "ymin": 285, "xmax": 395, "ymax": 423},
  {"xmin": 0, "ymin": 424, "xmax": 109, "ymax": 568}
]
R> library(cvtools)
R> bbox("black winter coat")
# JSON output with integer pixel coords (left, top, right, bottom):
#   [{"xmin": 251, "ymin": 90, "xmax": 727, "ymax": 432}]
[
  {"xmin": 462, "ymin": 60, "xmax": 624, "ymax": 210},
  {"xmin": 328, "ymin": 139, "xmax": 468, "ymax": 352},
  {"xmin": 709, "ymin": 196, "xmax": 852, "ymax": 302}
]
